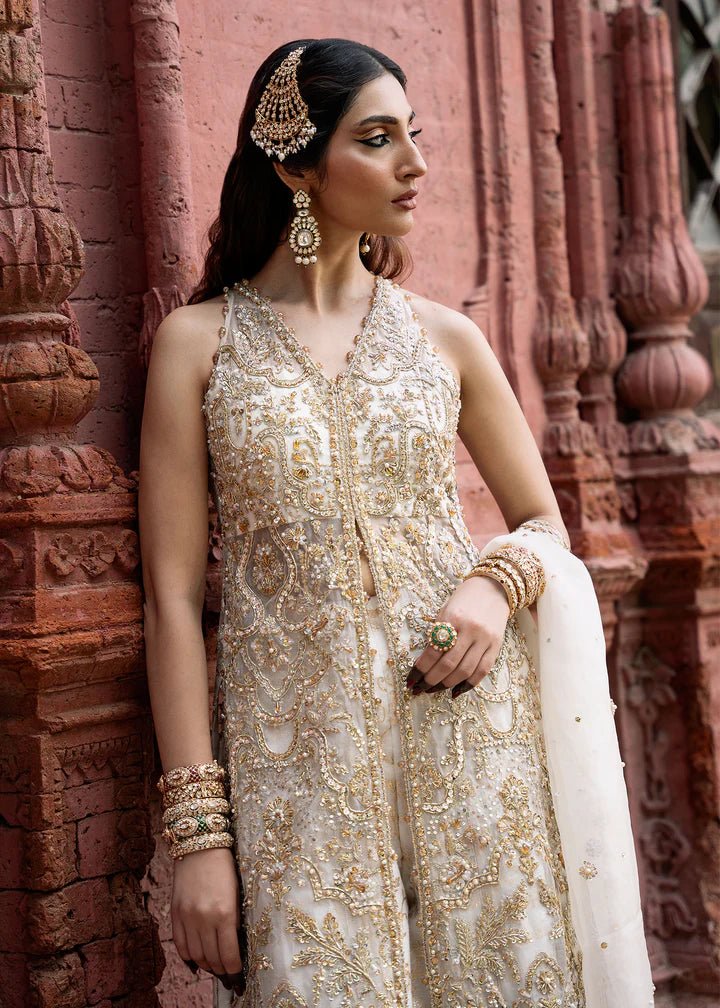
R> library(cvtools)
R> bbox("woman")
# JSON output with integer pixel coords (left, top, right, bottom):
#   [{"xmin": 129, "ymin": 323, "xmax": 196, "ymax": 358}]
[{"xmin": 139, "ymin": 38, "xmax": 654, "ymax": 1008}]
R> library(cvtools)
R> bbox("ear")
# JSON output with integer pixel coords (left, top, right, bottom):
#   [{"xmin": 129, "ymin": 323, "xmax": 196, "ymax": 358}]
[{"xmin": 272, "ymin": 160, "xmax": 315, "ymax": 192}]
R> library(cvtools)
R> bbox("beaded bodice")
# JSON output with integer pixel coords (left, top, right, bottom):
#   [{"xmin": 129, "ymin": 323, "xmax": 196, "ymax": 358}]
[
  {"xmin": 201, "ymin": 274, "xmax": 482, "ymax": 666},
  {"xmin": 203, "ymin": 274, "xmax": 467, "ymax": 549}
]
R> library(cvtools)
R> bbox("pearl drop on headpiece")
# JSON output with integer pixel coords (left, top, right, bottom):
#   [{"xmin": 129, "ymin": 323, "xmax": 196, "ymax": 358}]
[{"xmin": 250, "ymin": 46, "xmax": 317, "ymax": 161}]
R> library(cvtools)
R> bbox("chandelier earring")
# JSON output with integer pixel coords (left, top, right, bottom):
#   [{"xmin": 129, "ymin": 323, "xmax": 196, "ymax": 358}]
[
  {"xmin": 288, "ymin": 188, "xmax": 321, "ymax": 267},
  {"xmin": 360, "ymin": 232, "xmax": 372, "ymax": 255}
]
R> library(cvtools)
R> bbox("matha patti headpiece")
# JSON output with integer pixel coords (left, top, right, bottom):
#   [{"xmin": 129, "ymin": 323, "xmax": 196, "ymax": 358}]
[{"xmin": 250, "ymin": 46, "xmax": 317, "ymax": 161}]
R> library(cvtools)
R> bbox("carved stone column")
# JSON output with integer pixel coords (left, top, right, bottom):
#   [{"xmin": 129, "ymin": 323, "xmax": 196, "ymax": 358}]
[
  {"xmin": 552, "ymin": 0, "xmax": 630, "ymax": 459},
  {"xmin": 519, "ymin": 0, "xmax": 646, "ymax": 647},
  {"xmin": 0, "ymin": 8, "xmax": 161, "ymax": 1007},
  {"xmin": 130, "ymin": 0, "xmax": 200, "ymax": 370},
  {"xmin": 611, "ymin": 4, "xmax": 720, "ymax": 998}
]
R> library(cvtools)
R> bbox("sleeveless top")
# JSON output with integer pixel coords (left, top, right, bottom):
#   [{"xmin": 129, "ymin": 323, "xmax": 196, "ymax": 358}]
[{"xmin": 202, "ymin": 273, "xmax": 585, "ymax": 1007}]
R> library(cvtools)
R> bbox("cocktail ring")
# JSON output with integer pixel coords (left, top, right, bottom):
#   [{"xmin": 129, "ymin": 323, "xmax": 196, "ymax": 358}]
[{"xmin": 427, "ymin": 621, "xmax": 458, "ymax": 652}]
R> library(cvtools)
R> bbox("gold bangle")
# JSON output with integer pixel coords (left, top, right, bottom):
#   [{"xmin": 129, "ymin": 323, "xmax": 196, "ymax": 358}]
[
  {"xmin": 157, "ymin": 759, "xmax": 226, "ymax": 795},
  {"xmin": 497, "ymin": 544, "xmax": 545, "ymax": 603},
  {"xmin": 464, "ymin": 564, "xmax": 520, "ymax": 615},
  {"xmin": 487, "ymin": 544, "xmax": 545, "ymax": 606},
  {"xmin": 465, "ymin": 543, "xmax": 546, "ymax": 611},
  {"xmin": 162, "ymin": 797, "xmax": 230, "ymax": 825},
  {"xmin": 515, "ymin": 518, "xmax": 569, "ymax": 550},
  {"xmin": 160, "ymin": 780, "xmax": 227, "ymax": 805},
  {"xmin": 162, "ymin": 812, "xmax": 231, "ymax": 844},
  {"xmin": 169, "ymin": 831, "xmax": 234, "ymax": 861},
  {"xmin": 484, "ymin": 557, "xmax": 528, "ymax": 607}
]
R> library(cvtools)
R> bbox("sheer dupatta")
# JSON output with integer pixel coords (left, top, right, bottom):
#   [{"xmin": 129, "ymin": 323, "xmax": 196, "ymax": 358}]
[{"xmin": 480, "ymin": 526, "xmax": 655, "ymax": 1008}]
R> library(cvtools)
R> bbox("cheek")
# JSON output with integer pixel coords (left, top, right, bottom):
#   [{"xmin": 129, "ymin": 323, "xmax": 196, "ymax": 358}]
[{"xmin": 325, "ymin": 151, "xmax": 387, "ymax": 204}]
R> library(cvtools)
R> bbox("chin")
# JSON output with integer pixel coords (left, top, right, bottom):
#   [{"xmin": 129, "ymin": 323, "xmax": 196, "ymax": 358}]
[{"xmin": 385, "ymin": 221, "xmax": 415, "ymax": 238}]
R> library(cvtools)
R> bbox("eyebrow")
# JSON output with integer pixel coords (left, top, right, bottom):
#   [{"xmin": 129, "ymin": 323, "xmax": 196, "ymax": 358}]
[{"xmin": 353, "ymin": 110, "xmax": 416, "ymax": 130}]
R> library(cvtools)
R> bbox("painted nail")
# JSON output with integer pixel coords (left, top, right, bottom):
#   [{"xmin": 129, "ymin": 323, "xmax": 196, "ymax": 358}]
[{"xmin": 451, "ymin": 682, "xmax": 473, "ymax": 698}]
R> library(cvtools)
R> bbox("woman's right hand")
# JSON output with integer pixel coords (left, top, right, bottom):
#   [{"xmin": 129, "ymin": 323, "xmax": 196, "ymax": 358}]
[{"xmin": 171, "ymin": 845, "xmax": 243, "ymax": 978}]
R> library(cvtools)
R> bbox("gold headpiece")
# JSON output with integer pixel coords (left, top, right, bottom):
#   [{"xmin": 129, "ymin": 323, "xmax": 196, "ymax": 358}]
[{"xmin": 250, "ymin": 46, "xmax": 317, "ymax": 161}]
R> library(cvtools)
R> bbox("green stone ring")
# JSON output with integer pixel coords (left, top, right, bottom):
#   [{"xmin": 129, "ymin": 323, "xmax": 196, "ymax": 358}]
[{"xmin": 427, "ymin": 621, "xmax": 458, "ymax": 652}]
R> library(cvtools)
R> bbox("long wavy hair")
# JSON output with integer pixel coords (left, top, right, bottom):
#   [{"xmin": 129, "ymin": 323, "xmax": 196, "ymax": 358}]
[{"xmin": 187, "ymin": 38, "xmax": 414, "ymax": 305}]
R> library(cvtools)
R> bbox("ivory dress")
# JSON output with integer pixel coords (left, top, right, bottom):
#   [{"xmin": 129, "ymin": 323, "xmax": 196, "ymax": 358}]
[{"xmin": 201, "ymin": 272, "xmax": 652, "ymax": 1008}]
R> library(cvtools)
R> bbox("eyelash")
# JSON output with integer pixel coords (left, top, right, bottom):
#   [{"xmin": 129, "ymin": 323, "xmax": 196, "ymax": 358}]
[{"xmin": 362, "ymin": 128, "xmax": 423, "ymax": 148}]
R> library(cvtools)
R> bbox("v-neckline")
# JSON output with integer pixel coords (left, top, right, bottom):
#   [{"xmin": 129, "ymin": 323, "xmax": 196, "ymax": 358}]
[{"xmin": 235, "ymin": 272, "xmax": 386, "ymax": 388}]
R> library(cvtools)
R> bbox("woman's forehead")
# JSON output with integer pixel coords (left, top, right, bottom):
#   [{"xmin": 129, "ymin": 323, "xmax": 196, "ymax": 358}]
[{"xmin": 343, "ymin": 76, "xmax": 412, "ymax": 128}]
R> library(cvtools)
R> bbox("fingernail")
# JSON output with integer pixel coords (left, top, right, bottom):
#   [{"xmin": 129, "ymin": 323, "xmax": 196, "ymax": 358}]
[
  {"xmin": 411, "ymin": 684, "xmax": 425, "ymax": 695},
  {"xmin": 426, "ymin": 683, "xmax": 445, "ymax": 693},
  {"xmin": 451, "ymin": 683, "xmax": 472, "ymax": 698}
]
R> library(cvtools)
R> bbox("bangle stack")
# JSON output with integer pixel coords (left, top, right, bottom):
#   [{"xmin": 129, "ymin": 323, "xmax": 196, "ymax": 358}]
[
  {"xmin": 463, "ymin": 543, "xmax": 546, "ymax": 617},
  {"xmin": 157, "ymin": 759, "xmax": 234, "ymax": 861},
  {"xmin": 514, "ymin": 517, "xmax": 570, "ymax": 551}
]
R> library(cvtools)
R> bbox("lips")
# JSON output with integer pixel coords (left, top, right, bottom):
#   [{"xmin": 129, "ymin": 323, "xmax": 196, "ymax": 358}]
[{"xmin": 392, "ymin": 189, "xmax": 418, "ymax": 202}]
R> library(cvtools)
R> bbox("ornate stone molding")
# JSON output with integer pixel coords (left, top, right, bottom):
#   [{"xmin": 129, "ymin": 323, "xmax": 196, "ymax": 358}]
[
  {"xmin": 0, "ymin": 43, "xmax": 131, "ymax": 496},
  {"xmin": 0, "ymin": 7, "xmax": 159, "ymax": 1006},
  {"xmin": 613, "ymin": 4, "xmax": 719, "ymax": 455},
  {"xmin": 518, "ymin": 0, "xmax": 644, "ymax": 659}
]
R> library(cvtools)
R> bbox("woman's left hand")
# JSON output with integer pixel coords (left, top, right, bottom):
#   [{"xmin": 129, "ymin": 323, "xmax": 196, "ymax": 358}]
[{"xmin": 405, "ymin": 574, "xmax": 511, "ymax": 698}]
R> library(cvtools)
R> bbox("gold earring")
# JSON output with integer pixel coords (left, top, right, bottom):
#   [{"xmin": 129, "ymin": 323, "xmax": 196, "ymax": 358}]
[
  {"xmin": 288, "ymin": 189, "xmax": 321, "ymax": 266},
  {"xmin": 360, "ymin": 232, "xmax": 372, "ymax": 254}
]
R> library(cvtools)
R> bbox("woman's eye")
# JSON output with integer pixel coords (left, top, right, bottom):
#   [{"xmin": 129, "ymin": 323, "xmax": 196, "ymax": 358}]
[{"xmin": 362, "ymin": 128, "xmax": 423, "ymax": 148}]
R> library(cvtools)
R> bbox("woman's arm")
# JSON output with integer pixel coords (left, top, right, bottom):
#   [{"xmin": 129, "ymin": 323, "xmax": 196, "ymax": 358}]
[
  {"xmin": 406, "ymin": 304, "xmax": 570, "ymax": 698},
  {"xmin": 449, "ymin": 310, "xmax": 570, "ymax": 548},
  {"xmin": 138, "ymin": 305, "xmax": 242, "ymax": 980},
  {"xmin": 139, "ymin": 306, "xmax": 215, "ymax": 770}
]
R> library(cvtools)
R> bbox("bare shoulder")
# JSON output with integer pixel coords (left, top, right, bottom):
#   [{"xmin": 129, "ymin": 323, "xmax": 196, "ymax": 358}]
[
  {"xmin": 151, "ymin": 295, "xmax": 226, "ymax": 396},
  {"xmin": 396, "ymin": 284, "xmax": 490, "ymax": 391}
]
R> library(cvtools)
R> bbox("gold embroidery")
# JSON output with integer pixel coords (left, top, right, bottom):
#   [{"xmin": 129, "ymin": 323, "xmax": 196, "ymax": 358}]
[
  {"xmin": 286, "ymin": 906, "xmax": 390, "ymax": 1006},
  {"xmin": 205, "ymin": 280, "xmax": 584, "ymax": 1008},
  {"xmin": 454, "ymin": 886, "xmax": 530, "ymax": 987},
  {"xmin": 237, "ymin": 906, "xmax": 273, "ymax": 1006},
  {"xmin": 256, "ymin": 798, "xmax": 302, "ymax": 908},
  {"xmin": 515, "ymin": 953, "xmax": 567, "ymax": 1007},
  {"xmin": 498, "ymin": 774, "xmax": 544, "ymax": 884}
]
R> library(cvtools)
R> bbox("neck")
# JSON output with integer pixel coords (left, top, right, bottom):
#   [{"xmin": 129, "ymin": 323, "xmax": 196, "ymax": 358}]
[{"xmin": 249, "ymin": 234, "xmax": 375, "ymax": 314}]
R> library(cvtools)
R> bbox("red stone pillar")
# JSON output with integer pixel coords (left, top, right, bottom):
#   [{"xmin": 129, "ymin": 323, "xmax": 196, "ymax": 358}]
[
  {"xmin": 130, "ymin": 0, "xmax": 200, "ymax": 371},
  {"xmin": 611, "ymin": 4, "xmax": 720, "ymax": 999},
  {"xmin": 0, "ymin": 8, "xmax": 162, "ymax": 1007},
  {"xmin": 520, "ymin": 0, "xmax": 646, "ymax": 644}
]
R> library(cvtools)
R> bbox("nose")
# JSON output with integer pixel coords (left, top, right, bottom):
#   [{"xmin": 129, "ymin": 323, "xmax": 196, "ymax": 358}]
[{"xmin": 403, "ymin": 148, "xmax": 427, "ymax": 182}]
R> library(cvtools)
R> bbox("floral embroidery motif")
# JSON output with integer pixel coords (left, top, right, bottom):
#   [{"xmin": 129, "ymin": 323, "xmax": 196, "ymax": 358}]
[
  {"xmin": 286, "ymin": 906, "xmax": 390, "ymax": 1006},
  {"xmin": 255, "ymin": 798, "xmax": 302, "ymax": 908},
  {"xmin": 498, "ymin": 774, "xmax": 546, "ymax": 884},
  {"xmin": 455, "ymin": 886, "xmax": 530, "ymax": 986},
  {"xmin": 205, "ymin": 279, "xmax": 585, "ymax": 1007},
  {"xmin": 515, "ymin": 953, "xmax": 568, "ymax": 1008}
]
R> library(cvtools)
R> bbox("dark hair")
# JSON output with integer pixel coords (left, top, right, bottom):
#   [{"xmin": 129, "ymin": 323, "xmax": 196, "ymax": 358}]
[{"xmin": 187, "ymin": 38, "xmax": 413, "ymax": 304}]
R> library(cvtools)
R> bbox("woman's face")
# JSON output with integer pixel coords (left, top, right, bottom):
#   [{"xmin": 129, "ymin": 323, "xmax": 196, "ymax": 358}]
[{"xmin": 298, "ymin": 73, "xmax": 428, "ymax": 241}]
